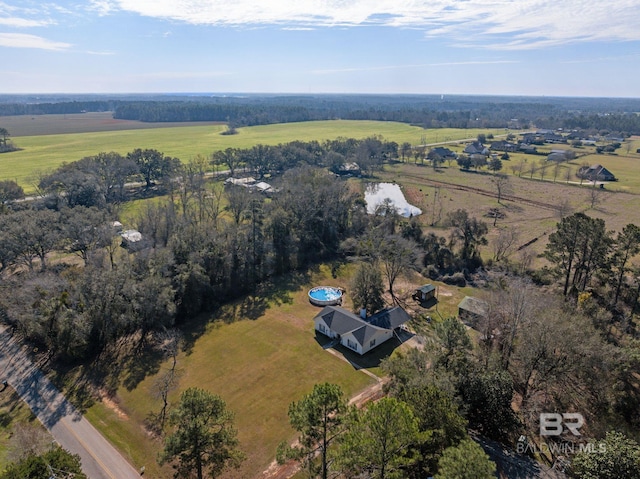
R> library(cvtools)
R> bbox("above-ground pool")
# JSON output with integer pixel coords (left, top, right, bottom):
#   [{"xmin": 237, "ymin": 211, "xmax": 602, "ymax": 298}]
[{"xmin": 308, "ymin": 286, "xmax": 343, "ymax": 306}]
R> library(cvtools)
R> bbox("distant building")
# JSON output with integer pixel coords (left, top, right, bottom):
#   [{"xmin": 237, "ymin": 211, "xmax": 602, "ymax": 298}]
[
  {"xmin": 577, "ymin": 164, "xmax": 617, "ymax": 182},
  {"xmin": 428, "ymin": 147, "xmax": 457, "ymax": 159},
  {"xmin": 121, "ymin": 229, "xmax": 148, "ymax": 251},
  {"xmin": 464, "ymin": 141, "xmax": 489, "ymax": 156},
  {"xmin": 547, "ymin": 152, "xmax": 567, "ymax": 162},
  {"xmin": 336, "ymin": 162, "xmax": 361, "ymax": 176},
  {"xmin": 519, "ymin": 144, "xmax": 538, "ymax": 154},
  {"xmin": 490, "ymin": 140, "xmax": 518, "ymax": 152},
  {"xmin": 225, "ymin": 177, "xmax": 256, "ymax": 187},
  {"xmin": 458, "ymin": 296, "xmax": 487, "ymax": 329},
  {"xmin": 252, "ymin": 181, "xmax": 274, "ymax": 193}
]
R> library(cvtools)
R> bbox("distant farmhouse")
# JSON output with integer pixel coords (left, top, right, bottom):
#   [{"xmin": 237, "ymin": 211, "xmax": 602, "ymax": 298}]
[
  {"xmin": 464, "ymin": 141, "xmax": 489, "ymax": 156},
  {"xmin": 577, "ymin": 164, "xmax": 617, "ymax": 182},
  {"xmin": 314, "ymin": 305, "xmax": 410, "ymax": 355},
  {"xmin": 521, "ymin": 131, "xmax": 567, "ymax": 145},
  {"xmin": 490, "ymin": 140, "xmax": 518, "ymax": 152},
  {"xmin": 428, "ymin": 147, "xmax": 457, "ymax": 160}
]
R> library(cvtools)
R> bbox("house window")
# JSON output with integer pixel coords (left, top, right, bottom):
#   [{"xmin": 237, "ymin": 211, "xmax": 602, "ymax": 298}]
[
  {"xmin": 347, "ymin": 339, "xmax": 357, "ymax": 351},
  {"xmin": 369, "ymin": 339, "xmax": 376, "ymax": 348},
  {"xmin": 319, "ymin": 324, "xmax": 326, "ymax": 334}
]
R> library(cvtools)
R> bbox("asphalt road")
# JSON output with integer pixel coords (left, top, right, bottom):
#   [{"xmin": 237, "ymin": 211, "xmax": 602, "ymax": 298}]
[{"xmin": 0, "ymin": 326, "xmax": 142, "ymax": 479}]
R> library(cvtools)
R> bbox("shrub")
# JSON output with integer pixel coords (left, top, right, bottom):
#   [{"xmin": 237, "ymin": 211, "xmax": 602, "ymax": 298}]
[{"xmin": 443, "ymin": 272, "xmax": 466, "ymax": 287}]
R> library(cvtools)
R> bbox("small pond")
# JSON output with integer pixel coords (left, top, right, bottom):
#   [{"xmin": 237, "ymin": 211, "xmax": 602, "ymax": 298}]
[{"xmin": 364, "ymin": 183, "xmax": 422, "ymax": 217}]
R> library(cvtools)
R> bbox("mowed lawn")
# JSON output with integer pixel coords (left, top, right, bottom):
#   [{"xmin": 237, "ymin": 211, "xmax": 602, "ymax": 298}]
[
  {"xmin": 89, "ymin": 266, "xmax": 376, "ymax": 479},
  {"xmin": 0, "ymin": 118, "xmax": 505, "ymax": 191}
]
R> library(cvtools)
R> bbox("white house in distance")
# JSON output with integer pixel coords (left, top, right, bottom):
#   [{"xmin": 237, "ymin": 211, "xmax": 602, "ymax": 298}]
[{"xmin": 314, "ymin": 306, "xmax": 411, "ymax": 355}]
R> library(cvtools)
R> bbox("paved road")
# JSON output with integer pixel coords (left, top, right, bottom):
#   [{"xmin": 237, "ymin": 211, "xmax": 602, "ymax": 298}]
[
  {"xmin": 0, "ymin": 326, "xmax": 141, "ymax": 479},
  {"xmin": 472, "ymin": 432, "xmax": 567, "ymax": 479}
]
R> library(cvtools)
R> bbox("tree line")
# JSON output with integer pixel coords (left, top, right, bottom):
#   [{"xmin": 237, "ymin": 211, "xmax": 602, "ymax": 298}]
[{"xmin": 5, "ymin": 94, "xmax": 640, "ymax": 134}]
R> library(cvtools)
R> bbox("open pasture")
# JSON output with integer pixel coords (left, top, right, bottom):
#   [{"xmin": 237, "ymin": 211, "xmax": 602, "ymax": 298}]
[
  {"xmin": 0, "ymin": 117, "xmax": 504, "ymax": 191},
  {"xmin": 84, "ymin": 265, "xmax": 377, "ymax": 479},
  {"xmin": 0, "ymin": 112, "xmax": 224, "ymax": 137},
  {"xmin": 382, "ymin": 162, "xmax": 640, "ymax": 264}
]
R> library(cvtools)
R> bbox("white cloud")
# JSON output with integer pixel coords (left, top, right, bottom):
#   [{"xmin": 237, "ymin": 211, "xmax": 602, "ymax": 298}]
[
  {"xmin": 109, "ymin": 0, "xmax": 640, "ymax": 49},
  {"xmin": 0, "ymin": 16, "xmax": 53, "ymax": 27},
  {"xmin": 313, "ymin": 60, "xmax": 518, "ymax": 74},
  {"xmin": 0, "ymin": 33, "xmax": 71, "ymax": 50},
  {"xmin": 87, "ymin": 50, "xmax": 116, "ymax": 55},
  {"xmin": 89, "ymin": 0, "xmax": 117, "ymax": 16}
]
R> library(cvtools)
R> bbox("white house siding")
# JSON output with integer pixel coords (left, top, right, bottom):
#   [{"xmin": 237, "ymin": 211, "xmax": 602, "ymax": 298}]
[
  {"xmin": 362, "ymin": 329, "xmax": 393, "ymax": 354},
  {"xmin": 341, "ymin": 329, "xmax": 393, "ymax": 355},
  {"xmin": 340, "ymin": 336, "xmax": 361, "ymax": 354},
  {"xmin": 314, "ymin": 318, "xmax": 335, "ymax": 339}
]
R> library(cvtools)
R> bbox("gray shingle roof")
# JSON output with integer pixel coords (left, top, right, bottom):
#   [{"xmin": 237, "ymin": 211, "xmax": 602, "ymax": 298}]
[
  {"xmin": 368, "ymin": 307, "xmax": 411, "ymax": 330},
  {"xmin": 458, "ymin": 296, "xmax": 487, "ymax": 316},
  {"xmin": 314, "ymin": 305, "xmax": 410, "ymax": 346},
  {"xmin": 316, "ymin": 307, "xmax": 365, "ymax": 335},
  {"xmin": 417, "ymin": 284, "xmax": 436, "ymax": 294},
  {"xmin": 351, "ymin": 324, "xmax": 385, "ymax": 347}
]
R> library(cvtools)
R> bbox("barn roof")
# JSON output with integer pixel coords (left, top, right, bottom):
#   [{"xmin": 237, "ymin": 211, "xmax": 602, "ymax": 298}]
[{"xmin": 458, "ymin": 296, "xmax": 487, "ymax": 316}]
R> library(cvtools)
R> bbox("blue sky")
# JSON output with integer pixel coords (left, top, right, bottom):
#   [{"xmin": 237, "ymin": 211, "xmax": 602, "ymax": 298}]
[{"xmin": 2, "ymin": 0, "xmax": 640, "ymax": 96}]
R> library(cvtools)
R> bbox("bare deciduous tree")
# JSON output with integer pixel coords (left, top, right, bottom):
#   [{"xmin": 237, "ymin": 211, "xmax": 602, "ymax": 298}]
[
  {"xmin": 492, "ymin": 227, "xmax": 519, "ymax": 263},
  {"xmin": 149, "ymin": 329, "xmax": 183, "ymax": 434},
  {"xmin": 491, "ymin": 174, "xmax": 511, "ymax": 204}
]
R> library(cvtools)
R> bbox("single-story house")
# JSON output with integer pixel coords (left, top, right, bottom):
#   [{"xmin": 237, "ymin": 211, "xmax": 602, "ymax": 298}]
[
  {"xmin": 314, "ymin": 305, "xmax": 411, "ymax": 355},
  {"xmin": 413, "ymin": 284, "xmax": 436, "ymax": 302},
  {"xmin": 464, "ymin": 142, "xmax": 489, "ymax": 156},
  {"xmin": 458, "ymin": 296, "xmax": 488, "ymax": 329},
  {"xmin": 490, "ymin": 141, "xmax": 518, "ymax": 152},
  {"xmin": 543, "ymin": 133, "xmax": 567, "ymax": 144},
  {"xmin": 429, "ymin": 147, "xmax": 457, "ymax": 159},
  {"xmin": 519, "ymin": 144, "xmax": 538, "ymax": 154},
  {"xmin": 577, "ymin": 164, "xmax": 617, "ymax": 182}
]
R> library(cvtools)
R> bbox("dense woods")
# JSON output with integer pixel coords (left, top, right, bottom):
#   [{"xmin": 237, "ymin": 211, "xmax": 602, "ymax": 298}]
[{"xmin": 4, "ymin": 94, "xmax": 640, "ymax": 134}]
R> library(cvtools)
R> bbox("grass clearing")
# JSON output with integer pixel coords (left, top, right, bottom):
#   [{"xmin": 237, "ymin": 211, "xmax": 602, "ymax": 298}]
[
  {"xmin": 83, "ymin": 262, "xmax": 474, "ymax": 477},
  {"xmin": 85, "ymin": 265, "xmax": 377, "ymax": 478}
]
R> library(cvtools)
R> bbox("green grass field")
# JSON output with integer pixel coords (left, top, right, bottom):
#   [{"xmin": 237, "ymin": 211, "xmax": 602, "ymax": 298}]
[
  {"xmin": 0, "ymin": 389, "xmax": 49, "ymax": 471},
  {"xmin": 0, "ymin": 118, "xmax": 504, "ymax": 192},
  {"xmin": 87, "ymin": 265, "xmax": 377, "ymax": 479}
]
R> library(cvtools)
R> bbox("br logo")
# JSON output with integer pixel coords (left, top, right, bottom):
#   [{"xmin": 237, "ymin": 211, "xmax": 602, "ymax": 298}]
[{"xmin": 540, "ymin": 413, "xmax": 584, "ymax": 436}]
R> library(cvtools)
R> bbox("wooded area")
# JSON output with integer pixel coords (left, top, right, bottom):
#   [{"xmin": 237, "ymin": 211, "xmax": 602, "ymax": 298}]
[{"xmin": 3, "ymin": 93, "xmax": 640, "ymax": 134}]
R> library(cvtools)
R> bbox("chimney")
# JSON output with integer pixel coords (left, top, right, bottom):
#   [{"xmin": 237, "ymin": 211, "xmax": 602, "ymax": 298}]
[{"xmin": 360, "ymin": 308, "xmax": 367, "ymax": 319}]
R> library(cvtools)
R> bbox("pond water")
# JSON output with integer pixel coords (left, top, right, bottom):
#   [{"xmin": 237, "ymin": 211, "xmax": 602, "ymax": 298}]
[{"xmin": 364, "ymin": 183, "xmax": 422, "ymax": 218}]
